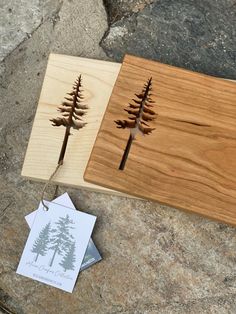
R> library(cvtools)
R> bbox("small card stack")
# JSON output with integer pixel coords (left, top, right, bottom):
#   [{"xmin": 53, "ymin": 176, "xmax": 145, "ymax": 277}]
[{"xmin": 17, "ymin": 193, "xmax": 101, "ymax": 293}]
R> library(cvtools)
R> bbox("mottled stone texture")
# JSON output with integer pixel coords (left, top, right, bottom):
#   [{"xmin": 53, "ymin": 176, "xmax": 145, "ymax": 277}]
[
  {"xmin": 102, "ymin": 0, "xmax": 236, "ymax": 78},
  {"xmin": 1, "ymin": 0, "xmax": 236, "ymax": 313},
  {"xmin": 103, "ymin": 0, "xmax": 154, "ymax": 23},
  {"xmin": 0, "ymin": 0, "xmax": 63, "ymax": 61}
]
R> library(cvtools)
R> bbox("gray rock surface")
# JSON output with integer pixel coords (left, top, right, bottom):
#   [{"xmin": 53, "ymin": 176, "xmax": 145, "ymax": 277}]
[
  {"xmin": 0, "ymin": 0, "xmax": 63, "ymax": 61},
  {"xmin": 102, "ymin": 0, "xmax": 236, "ymax": 78},
  {"xmin": 1, "ymin": 0, "xmax": 236, "ymax": 313},
  {"xmin": 104, "ymin": 0, "xmax": 154, "ymax": 23}
]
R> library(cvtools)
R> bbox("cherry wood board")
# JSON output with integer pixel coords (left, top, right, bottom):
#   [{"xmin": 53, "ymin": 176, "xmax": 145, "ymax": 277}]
[
  {"xmin": 84, "ymin": 54, "xmax": 236, "ymax": 226},
  {"xmin": 21, "ymin": 53, "xmax": 122, "ymax": 193}
]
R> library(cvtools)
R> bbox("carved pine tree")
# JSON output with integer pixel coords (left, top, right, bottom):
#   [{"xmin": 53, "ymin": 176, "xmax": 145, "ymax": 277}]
[
  {"xmin": 115, "ymin": 77, "xmax": 156, "ymax": 170},
  {"xmin": 41, "ymin": 75, "xmax": 88, "ymax": 210},
  {"xmin": 50, "ymin": 75, "xmax": 88, "ymax": 165}
]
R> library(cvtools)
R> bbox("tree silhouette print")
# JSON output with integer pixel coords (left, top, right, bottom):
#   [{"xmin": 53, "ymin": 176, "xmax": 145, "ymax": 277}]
[
  {"xmin": 59, "ymin": 241, "xmax": 76, "ymax": 272},
  {"xmin": 49, "ymin": 215, "xmax": 74, "ymax": 267},
  {"xmin": 31, "ymin": 222, "xmax": 51, "ymax": 262},
  {"xmin": 115, "ymin": 77, "xmax": 156, "ymax": 170}
]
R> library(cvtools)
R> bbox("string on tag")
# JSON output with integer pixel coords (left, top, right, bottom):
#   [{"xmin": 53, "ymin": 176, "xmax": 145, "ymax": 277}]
[{"xmin": 41, "ymin": 162, "xmax": 62, "ymax": 211}]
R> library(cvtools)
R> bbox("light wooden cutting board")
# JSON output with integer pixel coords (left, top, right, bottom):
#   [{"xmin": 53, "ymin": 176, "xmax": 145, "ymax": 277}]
[
  {"xmin": 84, "ymin": 54, "xmax": 236, "ymax": 226},
  {"xmin": 21, "ymin": 53, "xmax": 122, "ymax": 194}
]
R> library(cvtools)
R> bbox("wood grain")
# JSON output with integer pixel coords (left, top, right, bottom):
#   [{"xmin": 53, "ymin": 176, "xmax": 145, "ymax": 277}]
[
  {"xmin": 21, "ymin": 53, "xmax": 122, "ymax": 193},
  {"xmin": 84, "ymin": 54, "xmax": 236, "ymax": 226}
]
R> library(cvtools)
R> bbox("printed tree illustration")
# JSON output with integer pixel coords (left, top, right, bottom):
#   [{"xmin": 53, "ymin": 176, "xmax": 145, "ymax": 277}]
[
  {"xmin": 49, "ymin": 215, "xmax": 75, "ymax": 267},
  {"xmin": 31, "ymin": 222, "xmax": 51, "ymax": 262},
  {"xmin": 115, "ymin": 77, "xmax": 156, "ymax": 170},
  {"xmin": 59, "ymin": 241, "xmax": 76, "ymax": 272}
]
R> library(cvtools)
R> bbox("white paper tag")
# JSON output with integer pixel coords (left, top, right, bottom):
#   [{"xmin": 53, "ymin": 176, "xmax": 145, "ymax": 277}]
[
  {"xmin": 25, "ymin": 193, "xmax": 102, "ymax": 271},
  {"xmin": 17, "ymin": 201, "xmax": 96, "ymax": 292},
  {"xmin": 25, "ymin": 193, "xmax": 75, "ymax": 228}
]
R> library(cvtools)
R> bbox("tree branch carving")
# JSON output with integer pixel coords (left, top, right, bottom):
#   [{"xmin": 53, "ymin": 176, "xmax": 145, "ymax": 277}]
[
  {"xmin": 50, "ymin": 75, "xmax": 88, "ymax": 165},
  {"xmin": 115, "ymin": 77, "xmax": 156, "ymax": 170}
]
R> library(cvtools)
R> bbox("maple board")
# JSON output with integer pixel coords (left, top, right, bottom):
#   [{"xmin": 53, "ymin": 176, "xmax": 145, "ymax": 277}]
[
  {"xmin": 84, "ymin": 54, "xmax": 236, "ymax": 226},
  {"xmin": 21, "ymin": 53, "xmax": 122, "ymax": 193}
]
